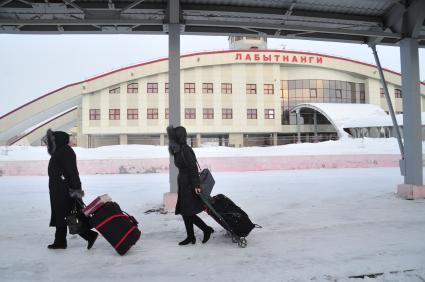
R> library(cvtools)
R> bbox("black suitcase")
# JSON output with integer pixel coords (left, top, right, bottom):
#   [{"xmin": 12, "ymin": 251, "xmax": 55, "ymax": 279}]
[
  {"xmin": 200, "ymin": 194, "xmax": 259, "ymax": 248},
  {"xmin": 89, "ymin": 202, "xmax": 141, "ymax": 255}
]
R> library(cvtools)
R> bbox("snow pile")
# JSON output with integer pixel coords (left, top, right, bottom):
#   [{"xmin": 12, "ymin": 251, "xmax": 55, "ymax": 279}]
[
  {"xmin": 0, "ymin": 138, "xmax": 414, "ymax": 161},
  {"xmin": 0, "ymin": 168, "xmax": 424, "ymax": 281}
]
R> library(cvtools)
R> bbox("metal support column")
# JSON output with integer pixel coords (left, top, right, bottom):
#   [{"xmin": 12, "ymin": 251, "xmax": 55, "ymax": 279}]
[
  {"xmin": 370, "ymin": 45, "xmax": 405, "ymax": 165},
  {"xmin": 296, "ymin": 109, "xmax": 301, "ymax": 143},
  {"xmin": 400, "ymin": 38, "xmax": 422, "ymax": 185},
  {"xmin": 168, "ymin": 0, "xmax": 181, "ymax": 193},
  {"xmin": 313, "ymin": 111, "xmax": 318, "ymax": 142}
]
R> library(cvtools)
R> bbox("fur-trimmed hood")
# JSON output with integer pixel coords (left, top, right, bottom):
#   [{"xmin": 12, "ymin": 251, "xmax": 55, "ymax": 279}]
[{"xmin": 42, "ymin": 129, "xmax": 70, "ymax": 155}]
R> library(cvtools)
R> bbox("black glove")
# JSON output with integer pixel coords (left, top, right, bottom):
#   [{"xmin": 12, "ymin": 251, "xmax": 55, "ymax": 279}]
[{"xmin": 69, "ymin": 189, "xmax": 84, "ymax": 199}]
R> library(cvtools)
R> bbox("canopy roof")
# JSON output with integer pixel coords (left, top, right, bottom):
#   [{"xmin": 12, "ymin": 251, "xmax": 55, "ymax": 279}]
[
  {"xmin": 290, "ymin": 103, "xmax": 389, "ymax": 137},
  {"xmin": 0, "ymin": 0, "xmax": 424, "ymax": 47},
  {"xmin": 342, "ymin": 112, "xmax": 425, "ymax": 128}
]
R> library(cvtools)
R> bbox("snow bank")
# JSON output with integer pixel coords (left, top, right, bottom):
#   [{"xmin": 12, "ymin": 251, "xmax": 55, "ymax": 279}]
[{"xmin": 0, "ymin": 138, "xmax": 411, "ymax": 161}]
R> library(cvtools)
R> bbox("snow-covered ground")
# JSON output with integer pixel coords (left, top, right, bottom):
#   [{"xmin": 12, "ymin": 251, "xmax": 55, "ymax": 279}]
[
  {"xmin": 1, "ymin": 168, "xmax": 425, "ymax": 281},
  {"xmin": 0, "ymin": 138, "xmax": 417, "ymax": 161}
]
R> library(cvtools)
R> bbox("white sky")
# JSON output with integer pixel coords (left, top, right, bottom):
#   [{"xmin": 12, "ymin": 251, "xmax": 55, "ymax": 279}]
[{"xmin": 0, "ymin": 34, "xmax": 424, "ymax": 116}]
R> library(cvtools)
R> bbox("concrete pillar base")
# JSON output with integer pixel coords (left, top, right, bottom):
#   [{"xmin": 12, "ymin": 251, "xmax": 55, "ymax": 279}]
[
  {"xmin": 163, "ymin": 192, "xmax": 178, "ymax": 210},
  {"xmin": 397, "ymin": 184, "xmax": 425, "ymax": 200}
]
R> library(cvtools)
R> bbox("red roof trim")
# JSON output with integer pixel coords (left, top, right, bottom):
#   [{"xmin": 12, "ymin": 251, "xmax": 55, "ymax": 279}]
[{"xmin": 1, "ymin": 49, "xmax": 423, "ymax": 120}]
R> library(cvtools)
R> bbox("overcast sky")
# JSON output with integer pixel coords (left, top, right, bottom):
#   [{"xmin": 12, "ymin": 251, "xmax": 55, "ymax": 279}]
[{"xmin": 0, "ymin": 34, "xmax": 424, "ymax": 116}]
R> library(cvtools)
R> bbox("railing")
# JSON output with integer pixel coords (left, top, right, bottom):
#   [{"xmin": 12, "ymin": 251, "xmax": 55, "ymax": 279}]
[{"xmin": 243, "ymin": 135, "xmax": 338, "ymax": 147}]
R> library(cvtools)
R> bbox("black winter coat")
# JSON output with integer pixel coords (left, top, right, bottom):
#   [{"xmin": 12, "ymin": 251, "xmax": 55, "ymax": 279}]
[
  {"xmin": 173, "ymin": 144, "xmax": 203, "ymax": 216},
  {"xmin": 47, "ymin": 132, "xmax": 82, "ymax": 227}
]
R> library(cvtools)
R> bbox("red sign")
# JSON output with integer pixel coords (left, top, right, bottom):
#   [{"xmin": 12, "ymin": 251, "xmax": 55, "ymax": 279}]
[{"xmin": 235, "ymin": 53, "xmax": 323, "ymax": 64}]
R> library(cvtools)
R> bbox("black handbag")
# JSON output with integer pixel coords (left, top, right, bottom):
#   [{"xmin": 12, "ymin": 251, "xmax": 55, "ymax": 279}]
[
  {"xmin": 180, "ymin": 145, "xmax": 215, "ymax": 196},
  {"xmin": 66, "ymin": 199, "xmax": 90, "ymax": 235},
  {"xmin": 199, "ymin": 168, "xmax": 215, "ymax": 196}
]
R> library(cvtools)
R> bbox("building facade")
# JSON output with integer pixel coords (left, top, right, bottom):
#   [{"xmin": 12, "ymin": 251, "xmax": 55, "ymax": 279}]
[{"xmin": 5, "ymin": 37, "xmax": 425, "ymax": 148}]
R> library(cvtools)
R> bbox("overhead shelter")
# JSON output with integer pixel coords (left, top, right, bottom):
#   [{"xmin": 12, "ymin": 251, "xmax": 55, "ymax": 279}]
[
  {"xmin": 343, "ymin": 112, "xmax": 425, "ymax": 139},
  {"xmin": 1, "ymin": 0, "xmax": 424, "ymax": 199},
  {"xmin": 290, "ymin": 103, "xmax": 389, "ymax": 138}
]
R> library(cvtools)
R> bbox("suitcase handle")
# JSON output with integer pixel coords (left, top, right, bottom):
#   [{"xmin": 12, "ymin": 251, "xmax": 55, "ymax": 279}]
[{"xmin": 122, "ymin": 211, "xmax": 139, "ymax": 225}]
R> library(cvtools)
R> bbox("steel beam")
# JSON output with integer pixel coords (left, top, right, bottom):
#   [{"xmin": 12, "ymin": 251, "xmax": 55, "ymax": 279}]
[
  {"xmin": 313, "ymin": 111, "xmax": 318, "ymax": 142},
  {"xmin": 400, "ymin": 37, "xmax": 422, "ymax": 185},
  {"xmin": 370, "ymin": 45, "xmax": 405, "ymax": 162},
  {"xmin": 168, "ymin": 0, "xmax": 180, "ymax": 194},
  {"xmin": 296, "ymin": 109, "xmax": 301, "ymax": 143},
  {"xmin": 0, "ymin": 0, "xmax": 12, "ymax": 8},
  {"xmin": 182, "ymin": 4, "xmax": 382, "ymax": 24},
  {"xmin": 184, "ymin": 20, "xmax": 401, "ymax": 39},
  {"xmin": 120, "ymin": 0, "xmax": 146, "ymax": 13}
]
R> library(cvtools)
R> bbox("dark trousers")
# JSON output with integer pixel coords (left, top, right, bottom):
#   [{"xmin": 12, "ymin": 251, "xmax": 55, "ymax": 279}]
[
  {"xmin": 182, "ymin": 215, "xmax": 209, "ymax": 238},
  {"xmin": 54, "ymin": 226, "xmax": 97, "ymax": 243}
]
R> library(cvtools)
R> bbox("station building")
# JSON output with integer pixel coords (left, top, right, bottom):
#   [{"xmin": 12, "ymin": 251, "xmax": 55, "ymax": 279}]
[{"xmin": 4, "ymin": 37, "xmax": 425, "ymax": 148}]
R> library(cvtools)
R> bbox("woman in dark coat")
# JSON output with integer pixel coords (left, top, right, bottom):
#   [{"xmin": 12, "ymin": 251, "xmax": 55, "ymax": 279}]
[
  {"xmin": 167, "ymin": 126, "xmax": 214, "ymax": 245},
  {"xmin": 43, "ymin": 129, "xmax": 98, "ymax": 249}
]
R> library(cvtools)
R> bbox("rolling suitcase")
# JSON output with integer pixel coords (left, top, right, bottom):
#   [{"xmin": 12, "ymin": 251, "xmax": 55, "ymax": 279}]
[
  {"xmin": 88, "ymin": 201, "xmax": 141, "ymax": 255},
  {"xmin": 199, "ymin": 193, "xmax": 260, "ymax": 248},
  {"xmin": 82, "ymin": 194, "xmax": 112, "ymax": 216}
]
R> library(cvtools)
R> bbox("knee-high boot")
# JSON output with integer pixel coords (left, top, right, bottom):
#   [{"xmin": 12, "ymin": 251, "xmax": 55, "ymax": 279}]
[
  {"xmin": 192, "ymin": 215, "xmax": 214, "ymax": 244},
  {"xmin": 48, "ymin": 226, "xmax": 67, "ymax": 249},
  {"xmin": 179, "ymin": 216, "xmax": 196, "ymax": 245},
  {"xmin": 79, "ymin": 229, "xmax": 98, "ymax": 250}
]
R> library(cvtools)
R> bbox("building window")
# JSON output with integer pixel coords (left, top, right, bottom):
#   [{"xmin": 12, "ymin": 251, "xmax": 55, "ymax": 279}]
[
  {"xmin": 203, "ymin": 108, "xmax": 214, "ymax": 119},
  {"xmin": 395, "ymin": 88, "xmax": 402, "ymax": 98},
  {"xmin": 165, "ymin": 83, "xmax": 169, "ymax": 94},
  {"xmin": 336, "ymin": 89, "xmax": 342, "ymax": 98},
  {"xmin": 147, "ymin": 83, "xmax": 158, "ymax": 93},
  {"xmin": 264, "ymin": 109, "xmax": 275, "ymax": 119},
  {"xmin": 380, "ymin": 88, "xmax": 385, "ymax": 97},
  {"xmin": 310, "ymin": 89, "xmax": 317, "ymax": 98},
  {"xmin": 185, "ymin": 108, "xmax": 196, "ymax": 119},
  {"xmin": 222, "ymin": 108, "xmax": 233, "ymax": 119},
  {"xmin": 89, "ymin": 109, "xmax": 100, "ymax": 120},
  {"xmin": 184, "ymin": 83, "xmax": 195, "ymax": 93},
  {"xmin": 247, "ymin": 109, "xmax": 257, "ymax": 119},
  {"xmin": 246, "ymin": 84, "xmax": 257, "ymax": 94},
  {"xmin": 147, "ymin": 108, "xmax": 158, "ymax": 119},
  {"xmin": 109, "ymin": 87, "xmax": 120, "ymax": 94},
  {"xmin": 360, "ymin": 91, "xmax": 366, "ymax": 101},
  {"xmin": 109, "ymin": 109, "xmax": 120, "ymax": 120},
  {"xmin": 221, "ymin": 83, "xmax": 232, "ymax": 94},
  {"xmin": 127, "ymin": 109, "xmax": 138, "ymax": 120},
  {"xmin": 202, "ymin": 83, "xmax": 213, "ymax": 94},
  {"xmin": 264, "ymin": 84, "xmax": 274, "ymax": 95},
  {"xmin": 127, "ymin": 83, "xmax": 138, "ymax": 94},
  {"xmin": 165, "ymin": 108, "xmax": 169, "ymax": 119}
]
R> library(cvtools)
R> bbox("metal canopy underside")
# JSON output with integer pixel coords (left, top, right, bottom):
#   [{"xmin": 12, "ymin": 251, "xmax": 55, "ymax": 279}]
[{"xmin": 0, "ymin": 0, "xmax": 424, "ymax": 47}]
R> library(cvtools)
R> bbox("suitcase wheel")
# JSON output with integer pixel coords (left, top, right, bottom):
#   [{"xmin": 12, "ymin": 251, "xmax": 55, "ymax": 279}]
[
  {"xmin": 231, "ymin": 235, "xmax": 239, "ymax": 243},
  {"xmin": 237, "ymin": 237, "xmax": 247, "ymax": 248}
]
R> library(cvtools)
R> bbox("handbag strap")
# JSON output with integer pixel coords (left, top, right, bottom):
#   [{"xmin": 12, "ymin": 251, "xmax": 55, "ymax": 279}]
[{"xmin": 180, "ymin": 145, "xmax": 201, "ymax": 172}]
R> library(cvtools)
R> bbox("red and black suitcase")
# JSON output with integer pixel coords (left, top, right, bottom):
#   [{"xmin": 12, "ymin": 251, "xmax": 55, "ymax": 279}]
[{"xmin": 89, "ymin": 201, "xmax": 141, "ymax": 255}]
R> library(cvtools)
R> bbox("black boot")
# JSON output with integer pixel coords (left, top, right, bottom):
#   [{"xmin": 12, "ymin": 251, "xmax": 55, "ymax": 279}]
[
  {"xmin": 179, "ymin": 237, "xmax": 196, "ymax": 245},
  {"xmin": 79, "ymin": 230, "xmax": 99, "ymax": 250},
  {"xmin": 192, "ymin": 215, "xmax": 214, "ymax": 244},
  {"xmin": 180, "ymin": 216, "xmax": 196, "ymax": 246},
  {"xmin": 202, "ymin": 227, "xmax": 214, "ymax": 244},
  {"xmin": 47, "ymin": 242, "xmax": 67, "ymax": 249},
  {"xmin": 87, "ymin": 232, "xmax": 98, "ymax": 250},
  {"xmin": 48, "ymin": 226, "xmax": 67, "ymax": 249}
]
